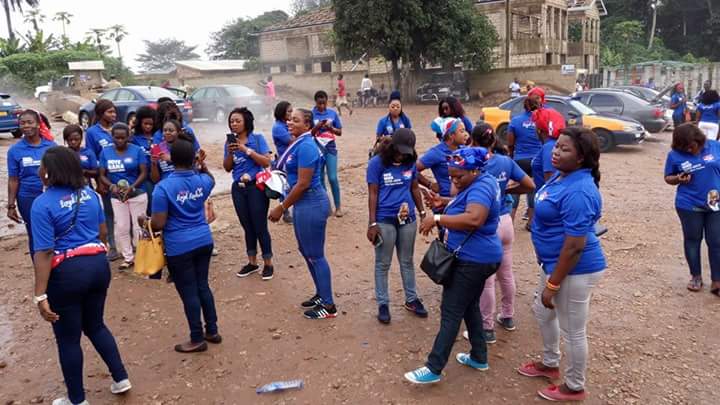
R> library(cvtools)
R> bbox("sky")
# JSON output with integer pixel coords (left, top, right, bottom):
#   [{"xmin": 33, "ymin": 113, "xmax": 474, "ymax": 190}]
[{"xmin": 5, "ymin": 0, "xmax": 292, "ymax": 71}]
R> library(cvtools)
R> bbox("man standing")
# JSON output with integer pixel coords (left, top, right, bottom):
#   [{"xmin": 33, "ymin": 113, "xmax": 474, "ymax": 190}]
[
  {"xmin": 645, "ymin": 77, "xmax": 657, "ymax": 90},
  {"xmin": 695, "ymin": 80, "xmax": 712, "ymax": 104},
  {"xmin": 509, "ymin": 78, "xmax": 521, "ymax": 98},
  {"xmin": 335, "ymin": 74, "xmax": 353, "ymax": 116},
  {"xmin": 361, "ymin": 73, "xmax": 373, "ymax": 107}
]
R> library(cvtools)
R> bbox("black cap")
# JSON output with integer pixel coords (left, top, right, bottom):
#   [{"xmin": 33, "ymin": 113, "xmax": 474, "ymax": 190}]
[{"xmin": 392, "ymin": 128, "xmax": 416, "ymax": 155}]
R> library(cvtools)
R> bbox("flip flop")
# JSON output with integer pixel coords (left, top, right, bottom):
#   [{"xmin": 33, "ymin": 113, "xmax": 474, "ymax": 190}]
[{"xmin": 687, "ymin": 278, "xmax": 703, "ymax": 292}]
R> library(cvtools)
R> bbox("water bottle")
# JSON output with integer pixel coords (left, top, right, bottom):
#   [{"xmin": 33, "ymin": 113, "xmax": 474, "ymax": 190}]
[
  {"xmin": 256, "ymin": 379, "xmax": 304, "ymax": 394},
  {"xmin": 117, "ymin": 179, "xmax": 129, "ymax": 189}
]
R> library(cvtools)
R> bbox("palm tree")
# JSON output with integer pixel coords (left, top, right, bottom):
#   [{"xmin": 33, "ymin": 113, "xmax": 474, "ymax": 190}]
[
  {"xmin": 23, "ymin": 5, "xmax": 43, "ymax": 33},
  {"xmin": 2, "ymin": 0, "xmax": 40, "ymax": 40},
  {"xmin": 86, "ymin": 27, "xmax": 107, "ymax": 55},
  {"xmin": 106, "ymin": 24, "xmax": 128, "ymax": 60},
  {"xmin": 53, "ymin": 11, "xmax": 72, "ymax": 37}
]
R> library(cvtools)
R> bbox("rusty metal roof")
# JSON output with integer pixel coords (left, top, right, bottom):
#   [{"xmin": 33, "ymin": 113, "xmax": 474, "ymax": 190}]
[{"xmin": 262, "ymin": 7, "xmax": 335, "ymax": 33}]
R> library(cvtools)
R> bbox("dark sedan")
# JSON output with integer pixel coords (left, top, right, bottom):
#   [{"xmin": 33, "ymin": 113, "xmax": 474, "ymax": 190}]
[
  {"xmin": 0, "ymin": 93, "xmax": 23, "ymax": 138},
  {"xmin": 189, "ymin": 85, "xmax": 272, "ymax": 123},
  {"xmin": 571, "ymin": 89, "xmax": 669, "ymax": 133},
  {"xmin": 78, "ymin": 86, "xmax": 192, "ymax": 129}
]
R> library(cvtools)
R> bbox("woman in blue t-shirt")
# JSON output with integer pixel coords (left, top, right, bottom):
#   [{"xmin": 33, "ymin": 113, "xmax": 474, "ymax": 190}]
[
  {"xmin": 6, "ymin": 109, "xmax": 56, "ymax": 257},
  {"xmin": 669, "ymin": 83, "xmax": 688, "ymax": 128},
  {"xmin": 311, "ymin": 90, "xmax": 344, "ymax": 217},
  {"xmin": 269, "ymin": 108, "xmax": 337, "ymax": 319},
  {"xmin": 518, "ymin": 127, "xmax": 606, "ymax": 402},
  {"xmin": 223, "ymin": 107, "xmax": 275, "ymax": 280},
  {"xmin": 417, "ymin": 117, "xmax": 468, "ymax": 198},
  {"xmin": 375, "ymin": 91, "xmax": 412, "ymax": 138},
  {"xmin": 437, "ymin": 96, "xmax": 473, "ymax": 141},
  {"xmin": 508, "ymin": 97, "xmax": 542, "ymax": 223},
  {"xmin": 99, "ymin": 123, "xmax": 148, "ymax": 269},
  {"xmin": 31, "ymin": 146, "xmax": 130, "ymax": 405},
  {"xmin": 366, "ymin": 129, "xmax": 427, "ymax": 324},
  {"xmin": 131, "ymin": 106, "xmax": 158, "ymax": 214},
  {"xmin": 695, "ymin": 89, "xmax": 720, "ymax": 140},
  {"xmin": 142, "ymin": 136, "xmax": 220, "ymax": 353},
  {"xmin": 150, "ymin": 120, "xmax": 204, "ymax": 183},
  {"xmin": 405, "ymin": 147, "xmax": 502, "ymax": 385},
  {"xmin": 63, "ymin": 124, "xmax": 98, "ymax": 187},
  {"xmin": 664, "ymin": 123, "xmax": 720, "ymax": 295},
  {"xmin": 272, "ymin": 101, "xmax": 293, "ymax": 158}
]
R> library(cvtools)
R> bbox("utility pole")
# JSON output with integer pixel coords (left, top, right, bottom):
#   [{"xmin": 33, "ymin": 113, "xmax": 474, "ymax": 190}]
[
  {"xmin": 648, "ymin": 0, "xmax": 658, "ymax": 49},
  {"xmin": 505, "ymin": 0, "xmax": 511, "ymax": 68}
]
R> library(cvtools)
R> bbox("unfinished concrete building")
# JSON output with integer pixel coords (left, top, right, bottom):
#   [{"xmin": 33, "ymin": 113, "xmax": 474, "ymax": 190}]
[{"xmin": 567, "ymin": 0, "xmax": 606, "ymax": 73}]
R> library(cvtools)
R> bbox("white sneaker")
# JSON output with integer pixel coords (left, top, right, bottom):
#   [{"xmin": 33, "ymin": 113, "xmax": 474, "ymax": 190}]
[
  {"xmin": 52, "ymin": 399, "xmax": 89, "ymax": 405},
  {"xmin": 110, "ymin": 378, "xmax": 132, "ymax": 394}
]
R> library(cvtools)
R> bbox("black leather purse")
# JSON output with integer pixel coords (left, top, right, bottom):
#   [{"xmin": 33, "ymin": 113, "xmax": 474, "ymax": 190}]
[{"xmin": 420, "ymin": 231, "xmax": 473, "ymax": 285}]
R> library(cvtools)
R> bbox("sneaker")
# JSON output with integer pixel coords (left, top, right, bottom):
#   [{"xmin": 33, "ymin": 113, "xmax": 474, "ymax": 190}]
[
  {"xmin": 212, "ymin": 248, "xmax": 219, "ymax": 256},
  {"xmin": 517, "ymin": 361, "xmax": 560, "ymax": 380},
  {"xmin": 404, "ymin": 299, "xmax": 428, "ymax": 318},
  {"xmin": 174, "ymin": 341, "xmax": 208, "ymax": 353},
  {"xmin": 484, "ymin": 329, "xmax": 497, "ymax": 344},
  {"xmin": 455, "ymin": 353, "xmax": 489, "ymax": 371},
  {"xmin": 301, "ymin": 294, "xmax": 322, "ymax": 308},
  {"xmin": 537, "ymin": 384, "xmax": 587, "ymax": 402},
  {"xmin": 236, "ymin": 264, "xmax": 259, "ymax": 278},
  {"xmin": 404, "ymin": 366, "xmax": 441, "ymax": 384},
  {"xmin": 522, "ymin": 211, "xmax": 529, "ymax": 221},
  {"xmin": 261, "ymin": 265, "xmax": 274, "ymax": 280},
  {"xmin": 377, "ymin": 304, "xmax": 391, "ymax": 324},
  {"xmin": 110, "ymin": 378, "xmax": 132, "ymax": 394},
  {"xmin": 496, "ymin": 314, "xmax": 516, "ymax": 331},
  {"xmin": 53, "ymin": 399, "xmax": 89, "ymax": 405},
  {"xmin": 204, "ymin": 333, "xmax": 223, "ymax": 344},
  {"xmin": 118, "ymin": 261, "xmax": 133, "ymax": 271},
  {"xmin": 304, "ymin": 304, "xmax": 337, "ymax": 319}
]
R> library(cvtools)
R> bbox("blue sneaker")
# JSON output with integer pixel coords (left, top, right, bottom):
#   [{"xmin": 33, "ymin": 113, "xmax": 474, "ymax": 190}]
[
  {"xmin": 377, "ymin": 304, "xmax": 391, "ymax": 324},
  {"xmin": 404, "ymin": 366, "xmax": 441, "ymax": 384},
  {"xmin": 456, "ymin": 353, "xmax": 489, "ymax": 371}
]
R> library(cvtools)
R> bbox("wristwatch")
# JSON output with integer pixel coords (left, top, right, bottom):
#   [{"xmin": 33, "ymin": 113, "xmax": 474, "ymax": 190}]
[
  {"xmin": 33, "ymin": 294, "xmax": 48, "ymax": 305},
  {"xmin": 246, "ymin": 148, "xmax": 255, "ymax": 156},
  {"xmin": 434, "ymin": 214, "xmax": 442, "ymax": 227}
]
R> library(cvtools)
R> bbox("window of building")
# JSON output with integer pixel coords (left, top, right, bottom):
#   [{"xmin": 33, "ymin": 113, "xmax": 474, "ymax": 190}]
[
  {"xmin": 320, "ymin": 61, "xmax": 332, "ymax": 73},
  {"xmin": 304, "ymin": 63, "xmax": 313, "ymax": 73},
  {"xmin": 288, "ymin": 64, "xmax": 297, "ymax": 73},
  {"xmin": 262, "ymin": 65, "xmax": 271, "ymax": 74},
  {"xmin": 280, "ymin": 64, "xmax": 287, "ymax": 73},
  {"xmin": 546, "ymin": 53, "xmax": 553, "ymax": 65}
]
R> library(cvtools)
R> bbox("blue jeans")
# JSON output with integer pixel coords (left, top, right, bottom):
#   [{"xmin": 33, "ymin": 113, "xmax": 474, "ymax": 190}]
[
  {"xmin": 143, "ymin": 179, "xmax": 154, "ymax": 216},
  {"xmin": 166, "ymin": 244, "xmax": 218, "ymax": 343},
  {"xmin": 511, "ymin": 158, "xmax": 535, "ymax": 209},
  {"xmin": 47, "ymin": 254, "xmax": 128, "ymax": 404},
  {"xmin": 17, "ymin": 194, "xmax": 38, "ymax": 257},
  {"xmin": 293, "ymin": 187, "xmax": 334, "ymax": 305},
  {"xmin": 676, "ymin": 208, "xmax": 720, "ymax": 282},
  {"xmin": 321, "ymin": 152, "xmax": 341, "ymax": 210},
  {"xmin": 374, "ymin": 221, "xmax": 418, "ymax": 306},
  {"xmin": 231, "ymin": 182, "xmax": 273, "ymax": 259},
  {"xmin": 101, "ymin": 192, "xmax": 116, "ymax": 249},
  {"xmin": 426, "ymin": 260, "xmax": 499, "ymax": 374}
]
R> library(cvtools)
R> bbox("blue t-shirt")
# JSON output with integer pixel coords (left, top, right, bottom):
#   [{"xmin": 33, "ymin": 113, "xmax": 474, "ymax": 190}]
[
  {"xmin": 7, "ymin": 137, "xmax": 56, "ymax": 198},
  {"xmin": 376, "ymin": 114, "xmax": 412, "ymax": 137},
  {"xmin": 30, "ymin": 186, "xmax": 104, "ymax": 252},
  {"xmin": 532, "ymin": 169, "xmax": 606, "ymax": 275},
  {"xmin": 366, "ymin": 156, "xmax": 417, "ymax": 223},
  {"xmin": 285, "ymin": 134, "xmax": 324, "ymax": 189},
  {"xmin": 671, "ymin": 93, "xmax": 687, "ymax": 121},
  {"xmin": 85, "ymin": 124, "xmax": 113, "ymax": 157},
  {"xmin": 664, "ymin": 140, "xmax": 720, "ymax": 211},
  {"xmin": 131, "ymin": 134, "xmax": 154, "ymax": 165},
  {"xmin": 531, "ymin": 139, "xmax": 557, "ymax": 191},
  {"xmin": 99, "ymin": 144, "xmax": 146, "ymax": 187},
  {"xmin": 460, "ymin": 115, "xmax": 474, "ymax": 135},
  {"xmin": 272, "ymin": 121, "xmax": 292, "ymax": 157},
  {"xmin": 152, "ymin": 126, "xmax": 198, "ymax": 146},
  {"xmin": 151, "ymin": 170, "xmax": 214, "ymax": 257},
  {"xmin": 224, "ymin": 133, "xmax": 271, "ymax": 182},
  {"xmin": 419, "ymin": 142, "xmax": 459, "ymax": 197},
  {"xmin": 311, "ymin": 107, "xmax": 342, "ymax": 155},
  {"xmin": 78, "ymin": 147, "xmax": 98, "ymax": 171},
  {"xmin": 508, "ymin": 111, "xmax": 542, "ymax": 160},
  {"xmin": 697, "ymin": 102, "xmax": 720, "ymax": 124},
  {"xmin": 445, "ymin": 173, "xmax": 503, "ymax": 264},
  {"xmin": 484, "ymin": 154, "xmax": 527, "ymax": 216},
  {"xmin": 154, "ymin": 139, "xmax": 201, "ymax": 181}
]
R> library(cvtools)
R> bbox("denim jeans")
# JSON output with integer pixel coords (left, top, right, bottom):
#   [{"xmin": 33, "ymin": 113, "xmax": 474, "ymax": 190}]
[
  {"xmin": 17, "ymin": 194, "xmax": 38, "ymax": 257},
  {"xmin": 293, "ymin": 187, "xmax": 334, "ymax": 305},
  {"xmin": 533, "ymin": 271, "xmax": 604, "ymax": 391},
  {"xmin": 101, "ymin": 192, "xmax": 116, "ymax": 250},
  {"xmin": 143, "ymin": 179, "xmax": 154, "ymax": 216},
  {"xmin": 511, "ymin": 158, "xmax": 535, "ymax": 209},
  {"xmin": 676, "ymin": 208, "xmax": 720, "ymax": 281},
  {"xmin": 231, "ymin": 182, "xmax": 273, "ymax": 259},
  {"xmin": 321, "ymin": 152, "xmax": 341, "ymax": 210},
  {"xmin": 426, "ymin": 260, "xmax": 499, "ymax": 374},
  {"xmin": 374, "ymin": 221, "xmax": 418, "ymax": 306},
  {"xmin": 166, "ymin": 244, "xmax": 218, "ymax": 343},
  {"xmin": 46, "ymin": 254, "xmax": 128, "ymax": 404}
]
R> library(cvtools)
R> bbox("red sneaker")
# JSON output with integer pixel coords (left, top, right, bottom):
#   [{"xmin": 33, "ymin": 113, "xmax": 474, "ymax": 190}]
[
  {"xmin": 538, "ymin": 384, "xmax": 587, "ymax": 402},
  {"xmin": 517, "ymin": 362, "xmax": 560, "ymax": 380}
]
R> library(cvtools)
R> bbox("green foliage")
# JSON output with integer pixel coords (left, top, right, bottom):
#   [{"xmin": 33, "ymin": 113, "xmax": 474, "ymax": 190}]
[
  {"xmin": 600, "ymin": 20, "xmax": 680, "ymax": 67},
  {"xmin": 136, "ymin": 38, "xmax": 199, "ymax": 72},
  {"xmin": 569, "ymin": 22, "xmax": 583, "ymax": 42},
  {"xmin": 0, "ymin": 36, "xmax": 26, "ymax": 57},
  {"xmin": 292, "ymin": 0, "xmax": 331, "ymax": 16},
  {"xmin": 206, "ymin": 10, "xmax": 288, "ymax": 60}
]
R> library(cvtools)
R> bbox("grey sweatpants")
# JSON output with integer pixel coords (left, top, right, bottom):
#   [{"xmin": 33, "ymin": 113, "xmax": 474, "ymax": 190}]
[{"xmin": 533, "ymin": 270, "xmax": 604, "ymax": 391}]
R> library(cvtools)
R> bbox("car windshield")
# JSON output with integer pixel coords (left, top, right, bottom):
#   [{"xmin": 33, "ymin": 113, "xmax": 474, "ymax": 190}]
[
  {"xmin": 134, "ymin": 87, "xmax": 180, "ymax": 101},
  {"xmin": 569, "ymin": 99, "xmax": 596, "ymax": 115},
  {"xmin": 431, "ymin": 73, "xmax": 453, "ymax": 83},
  {"xmin": 225, "ymin": 86, "xmax": 255, "ymax": 97}
]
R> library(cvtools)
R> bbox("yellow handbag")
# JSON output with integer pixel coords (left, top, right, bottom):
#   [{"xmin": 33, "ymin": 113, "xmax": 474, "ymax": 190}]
[{"xmin": 134, "ymin": 219, "xmax": 166, "ymax": 276}]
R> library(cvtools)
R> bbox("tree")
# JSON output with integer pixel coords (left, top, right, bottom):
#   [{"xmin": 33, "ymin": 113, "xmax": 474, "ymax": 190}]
[
  {"xmin": 136, "ymin": 38, "xmax": 199, "ymax": 72},
  {"xmin": 292, "ymin": 0, "xmax": 330, "ymax": 16},
  {"xmin": 2, "ymin": 0, "xmax": 39, "ymax": 40},
  {"xmin": 23, "ymin": 5, "xmax": 43, "ymax": 33},
  {"xmin": 53, "ymin": 11, "xmax": 72, "ymax": 38},
  {"xmin": 85, "ymin": 27, "xmax": 107, "ymax": 55},
  {"xmin": 0, "ymin": 36, "xmax": 25, "ymax": 56},
  {"xmin": 106, "ymin": 24, "xmax": 128, "ymax": 61},
  {"xmin": 206, "ymin": 10, "xmax": 288, "ymax": 60}
]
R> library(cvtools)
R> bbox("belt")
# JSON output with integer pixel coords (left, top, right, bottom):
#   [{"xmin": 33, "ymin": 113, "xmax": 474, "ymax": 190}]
[{"xmin": 52, "ymin": 243, "xmax": 107, "ymax": 269}]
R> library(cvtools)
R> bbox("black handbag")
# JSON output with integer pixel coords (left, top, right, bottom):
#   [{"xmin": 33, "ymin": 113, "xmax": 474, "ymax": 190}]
[{"xmin": 420, "ymin": 232, "xmax": 473, "ymax": 285}]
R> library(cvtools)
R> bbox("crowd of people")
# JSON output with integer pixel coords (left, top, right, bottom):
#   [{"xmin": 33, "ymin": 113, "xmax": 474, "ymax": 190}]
[{"xmin": 6, "ymin": 77, "xmax": 719, "ymax": 404}]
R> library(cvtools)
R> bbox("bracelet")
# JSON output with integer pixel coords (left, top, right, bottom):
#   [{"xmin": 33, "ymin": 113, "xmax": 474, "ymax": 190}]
[
  {"xmin": 368, "ymin": 222, "xmax": 378, "ymax": 228},
  {"xmin": 33, "ymin": 294, "xmax": 48, "ymax": 305},
  {"xmin": 7, "ymin": 204, "xmax": 15, "ymax": 209},
  {"xmin": 546, "ymin": 280, "xmax": 561, "ymax": 291},
  {"xmin": 433, "ymin": 214, "xmax": 442, "ymax": 227}
]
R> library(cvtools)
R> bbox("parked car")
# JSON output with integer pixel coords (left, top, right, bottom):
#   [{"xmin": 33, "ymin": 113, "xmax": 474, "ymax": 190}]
[
  {"xmin": 34, "ymin": 75, "xmax": 75, "ymax": 103},
  {"xmin": 189, "ymin": 85, "xmax": 272, "ymax": 123},
  {"xmin": 0, "ymin": 93, "xmax": 23, "ymax": 138},
  {"xmin": 78, "ymin": 86, "xmax": 192, "ymax": 129},
  {"xmin": 481, "ymin": 95, "xmax": 646, "ymax": 152},
  {"xmin": 416, "ymin": 71, "xmax": 470, "ymax": 103},
  {"xmin": 571, "ymin": 89, "xmax": 669, "ymax": 133}
]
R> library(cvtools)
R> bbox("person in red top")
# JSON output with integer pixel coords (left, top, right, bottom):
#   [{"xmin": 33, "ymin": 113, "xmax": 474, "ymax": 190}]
[{"xmin": 335, "ymin": 74, "xmax": 353, "ymax": 116}]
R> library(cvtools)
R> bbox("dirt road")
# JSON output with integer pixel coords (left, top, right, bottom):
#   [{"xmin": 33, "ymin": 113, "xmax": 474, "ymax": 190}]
[{"xmin": 0, "ymin": 103, "xmax": 718, "ymax": 404}]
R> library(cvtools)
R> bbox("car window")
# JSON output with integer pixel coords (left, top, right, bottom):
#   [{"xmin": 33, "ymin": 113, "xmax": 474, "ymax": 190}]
[
  {"xmin": 568, "ymin": 100, "xmax": 595, "ymax": 115},
  {"xmin": 100, "ymin": 89, "xmax": 118, "ymax": 101},
  {"xmin": 575, "ymin": 93, "xmax": 591, "ymax": 104},
  {"xmin": 546, "ymin": 100, "xmax": 571, "ymax": 117},
  {"xmin": 225, "ymin": 86, "xmax": 255, "ymax": 97},
  {"xmin": 191, "ymin": 88, "xmax": 206, "ymax": 100},
  {"xmin": 205, "ymin": 88, "xmax": 219, "ymax": 99},
  {"xmin": 589, "ymin": 94, "xmax": 623, "ymax": 113},
  {"xmin": 114, "ymin": 90, "xmax": 137, "ymax": 102},
  {"xmin": 134, "ymin": 86, "xmax": 178, "ymax": 101},
  {"xmin": 510, "ymin": 98, "xmax": 526, "ymax": 115},
  {"xmin": 0, "ymin": 94, "xmax": 17, "ymax": 106}
]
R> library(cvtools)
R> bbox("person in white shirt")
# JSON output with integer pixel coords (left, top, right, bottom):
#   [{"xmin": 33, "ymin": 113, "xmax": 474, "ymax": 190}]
[
  {"xmin": 361, "ymin": 74, "xmax": 373, "ymax": 107},
  {"xmin": 509, "ymin": 78, "xmax": 521, "ymax": 98}
]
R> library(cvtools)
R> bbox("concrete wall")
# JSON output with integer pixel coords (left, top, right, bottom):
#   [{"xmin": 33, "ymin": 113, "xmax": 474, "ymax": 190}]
[
  {"xmin": 468, "ymin": 65, "xmax": 576, "ymax": 96},
  {"xmin": 603, "ymin": 63, "xmax": 720, "ymax": 95}
]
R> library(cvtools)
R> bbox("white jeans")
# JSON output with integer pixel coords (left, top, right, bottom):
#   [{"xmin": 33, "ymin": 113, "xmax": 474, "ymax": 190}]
[
  {"xmin": 111, "ymin": 193, "xmax": 148, "ymax": 263},
  {"xmin": 533, "ymin": 270, "xmax": 604, "ymax": 391},
  {"xmin": 698, "ymin": 121, "xmax": 719, "ymax": 140}
]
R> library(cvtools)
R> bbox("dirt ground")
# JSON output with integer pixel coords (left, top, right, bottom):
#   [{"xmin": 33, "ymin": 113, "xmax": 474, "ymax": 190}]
[{"xmin": 0, "ymin": 101, "xmax": 719, "ymax": 405}]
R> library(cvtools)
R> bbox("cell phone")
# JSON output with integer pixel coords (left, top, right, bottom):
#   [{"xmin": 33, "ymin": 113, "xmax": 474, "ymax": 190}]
[
  {"xmin": 151, "ymin": 144, "xmax": 162, "ymax": 157},
  {"xmin": 226, "ymin": 133, "xmax": 237, "ymax": 144},
  {"xmin": 374, "ymin": 233, "xmax": 384, "ymax": 247}
]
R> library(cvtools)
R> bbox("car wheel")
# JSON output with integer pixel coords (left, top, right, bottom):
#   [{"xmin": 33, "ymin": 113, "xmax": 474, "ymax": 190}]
[
  {"xmin": 126, "ymin": 113, "xmax": 136, "ymax": 128},
  {"xmin": 594, "ymin": 129, "xmax": 614, "ymax": 153},
  {"xmin": 11, "ymin": 129, "xmax": 22, "ymax": 138},
  {"xmin": 496, "ymin": 124, "xmax": 509, "ymax": 143},
  {"xmin": 214, "ymin": 108, "xmax": 226, "ymax": 124},
  {"xmin": 79, "ymin": 112, "xmax": 90, "ymax": 129}
]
